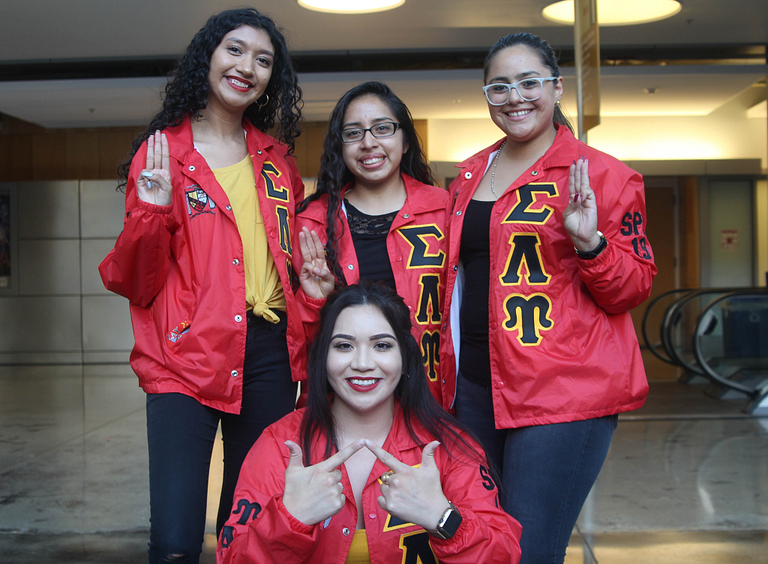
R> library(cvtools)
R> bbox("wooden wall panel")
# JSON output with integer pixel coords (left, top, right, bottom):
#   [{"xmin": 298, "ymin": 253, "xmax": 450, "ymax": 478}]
[
  {"xmin": 0, "ymin": 116, "xmax": 427, "ymax": 184},
  {"xmin": 32, "ymin": 131, "xmax": 68, "ymax": 180},
  {"xmin": 66, "ymin": 130, "xmax": 101, "ymax": 179}
]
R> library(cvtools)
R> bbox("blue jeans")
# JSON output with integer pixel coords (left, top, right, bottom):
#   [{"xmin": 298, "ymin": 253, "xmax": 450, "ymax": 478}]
[
  {"xmin": 146, "ymin": 313, "xmax": 297, "ymax": 564},
  {"xmin": 456, "ymin": 373, "xmax": 617, "ymax": 564}
]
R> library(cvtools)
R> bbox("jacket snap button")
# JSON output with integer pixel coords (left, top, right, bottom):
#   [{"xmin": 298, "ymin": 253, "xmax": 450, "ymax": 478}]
[
  {"xmin": 531, "ymin": 170, "xmax": 539, "ymax": 176},
  {"xmin": 232, "ymin": 259, "xmax": 239, "ymax": 265},
  {"xmin": 257, "ymin": 150, "xmax": 263, "ymax": 155},
  {"xmin": 348, "ymin": 264, "xmax": 354, "ymax": 270},
  {"xmin": 231, "ymin": 370, "xmax": 238, "ymax": 377},
  {"xmin": 403, "ymin": 214, "xmax": 409, "ymax": 219},
  {"xmin": 464, "ymin": 172, "xmax": 472, "ymax": 179},
  {"xmin": 189, "ymin": 166, "xmax": 195, "ymax": 172},
  {"xmin": 226, "ymin": 205, "xmax": 232, "ymax": 211},
  {"xmin": 235, "ymin": 315, "xmax": 243, "ymax": 322},
  {"xmin": 342, "ymin": 527, "xmax": 350, "ymax": 536},
  {"xmin": 456, "ymin": 210, "xmax": 462, "ymax": 216}
]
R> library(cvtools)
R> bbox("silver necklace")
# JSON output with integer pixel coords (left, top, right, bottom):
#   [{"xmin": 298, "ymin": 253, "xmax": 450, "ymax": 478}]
[{"xmin": 490, "ymin": 140, "xmax": 507, "ymax": 200}]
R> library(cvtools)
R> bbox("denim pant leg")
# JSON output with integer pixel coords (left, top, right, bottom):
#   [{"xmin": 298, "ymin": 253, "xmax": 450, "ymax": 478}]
[
  {"xmin": 502, "ymin": 415, "xmax": 618, "ymax": 564},
  {"xmin": 454, "ymin": 373, "xmax": 508, "ymax": 482},
  {"xmin": 217, "ymin": 313, "xmax": 297, "ymax": 535},
  {"xmin": 146, "ymin": 393, "xmax": 219, "ymax": 564}
]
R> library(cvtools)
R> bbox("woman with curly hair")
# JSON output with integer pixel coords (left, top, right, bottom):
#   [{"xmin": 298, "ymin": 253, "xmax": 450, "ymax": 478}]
[
  {"xmin": 99, "ymin": 8, "xmax": 306, "ymax": 563},
  {"xmin": 296, "ymin": 82, "xmax": 449, "ymax": 407}
]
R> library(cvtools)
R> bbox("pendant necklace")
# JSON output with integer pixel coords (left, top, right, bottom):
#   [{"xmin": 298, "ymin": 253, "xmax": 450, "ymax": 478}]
[{"xmin": 490, "ymin": 140, "xmax": 507, "ymax": 200}]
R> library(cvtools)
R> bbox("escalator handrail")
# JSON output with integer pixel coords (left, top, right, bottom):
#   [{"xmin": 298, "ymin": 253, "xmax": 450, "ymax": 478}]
[
  {"xmin": 660, "ymin": 287, "xmax": 762, "ymax": 373},
  {"xmin": 642, "ymin": 288, "xmax": 696, "ymax": 365},
  {"xmin": 692, "ymin": 289, "xmax": 768, "ymax": 397}
]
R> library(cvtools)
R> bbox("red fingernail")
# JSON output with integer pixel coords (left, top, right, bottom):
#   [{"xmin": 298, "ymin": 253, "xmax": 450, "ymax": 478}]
[{"xmin": 573, "ymin": 193, "xmax": 579, "ymax": 202}]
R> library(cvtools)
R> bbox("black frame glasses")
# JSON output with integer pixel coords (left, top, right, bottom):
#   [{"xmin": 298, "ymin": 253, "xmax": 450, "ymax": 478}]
[{"xmin": 340, "ymin": 122, "xmax": 401, "ymax": 143}]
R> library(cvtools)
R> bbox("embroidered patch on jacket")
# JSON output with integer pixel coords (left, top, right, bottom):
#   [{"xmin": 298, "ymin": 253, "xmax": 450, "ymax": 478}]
[
  {"xmin": 185, "ymin": 185, "xmax": 216, "ymax": 218},
  {"xmin": 166, "ymin": 321, "xmax": 191, "ymax": 343}
]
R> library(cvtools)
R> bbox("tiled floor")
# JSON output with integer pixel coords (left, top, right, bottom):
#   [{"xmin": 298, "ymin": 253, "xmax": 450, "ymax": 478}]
[{"xmin": 0, "ymin": 366, "xmax": 766, "ymax": 563}]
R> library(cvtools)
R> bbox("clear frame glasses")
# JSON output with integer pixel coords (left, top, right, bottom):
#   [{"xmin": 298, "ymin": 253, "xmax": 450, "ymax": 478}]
[
  {"xmin": 482, "ymin": 77, "xmax": 558, "ymax": 106},
  {"xmin": 340, "ymin": 121, "xmax": 401, "ymax": 143}
]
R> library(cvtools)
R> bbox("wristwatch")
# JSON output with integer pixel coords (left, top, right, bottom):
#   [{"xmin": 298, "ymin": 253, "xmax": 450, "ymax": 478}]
[
  {"xmin": 575, "ymin": 230, "xmax": 607, "ymax": 260},
  {"xmin": 426, "ymin": 502, "xmax": 463, "ymax": 540}
]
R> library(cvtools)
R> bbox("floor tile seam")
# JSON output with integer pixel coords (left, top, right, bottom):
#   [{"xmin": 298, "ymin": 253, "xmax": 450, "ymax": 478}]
[{"xmin": 0, "ymin": 406, "xmax": 146, "ymax": 476}]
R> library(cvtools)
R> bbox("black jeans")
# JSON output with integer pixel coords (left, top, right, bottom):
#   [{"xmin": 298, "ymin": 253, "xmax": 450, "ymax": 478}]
[{"xmin": 146, "ymin": 313, "xmax": 297, "ymax": 564}]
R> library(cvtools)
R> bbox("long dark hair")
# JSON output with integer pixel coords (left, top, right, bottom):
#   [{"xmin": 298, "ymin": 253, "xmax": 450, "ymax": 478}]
[
  {"xmin": 117, "ymin": 8, "xmax": 302, "ymax": 187},
  {"xmin": 297, "ymin": 81, "xmax": 435, "ymax": 286},
  {"xmin": 485, "ymin": 32, "xmax": 574, "ymax": 133},
  {"xmin": 301, "ymin": 282, "xmax": 483, "ymax": 468}
]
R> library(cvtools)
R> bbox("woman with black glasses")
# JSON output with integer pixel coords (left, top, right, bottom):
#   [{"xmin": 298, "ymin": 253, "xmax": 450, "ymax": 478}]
[
  {"xmin": 441, "ymin": 33, "xmax": 657, "ymax": 563},
  {"xmin": 295, "ymin": 81, "xmax": 449, "ymax": 407}
]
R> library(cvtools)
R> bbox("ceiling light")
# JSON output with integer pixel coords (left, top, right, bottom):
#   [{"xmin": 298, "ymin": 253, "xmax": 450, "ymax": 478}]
[
  {"xmin": 542, "ymin": 0, "xmax": 681, "ymax": 26},
  {"xmin": 298, "ymin": 0, "xmax": 405, "ymax": 14}
]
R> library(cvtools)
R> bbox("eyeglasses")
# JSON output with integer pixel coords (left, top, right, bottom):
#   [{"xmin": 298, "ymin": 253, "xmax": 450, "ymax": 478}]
[
  {"xmin": 482, "ymin": 77, "xmax": 558, "ymax": 106},
  {"xmin": 340, "ymin": 122, "xmax": 401, "ymax": 143}
]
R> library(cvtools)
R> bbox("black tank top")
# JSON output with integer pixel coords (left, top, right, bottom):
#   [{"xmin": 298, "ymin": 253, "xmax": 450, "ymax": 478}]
[{"xmin": 458, "ymin": 199, "xmax": 494, "ymax": 386}]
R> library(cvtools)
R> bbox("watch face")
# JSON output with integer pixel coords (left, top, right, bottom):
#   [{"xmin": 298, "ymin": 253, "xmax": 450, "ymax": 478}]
[{"xmin": 439, "ymin": 508, "xmax": 463, "ymax": 539}]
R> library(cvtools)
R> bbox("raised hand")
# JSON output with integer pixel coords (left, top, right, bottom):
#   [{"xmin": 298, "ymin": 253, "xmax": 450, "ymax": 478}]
[
  {"xmin": 563, "ymin": 157, "xmax": 600, "ymax": 252},
  {"xmin": 136, "ymin": 130, "xmax": 173, "ymax": 206},
  {"xmin": 298, "ymin": 227, "xmax": 335, "ymax": 299},
  {"xmin": 282, "ymin": 439, "xmax": 365, "ymax": 525},
  {"xmin": 366, "ymin": 439, "xmax": 450, "ymax": 530}
]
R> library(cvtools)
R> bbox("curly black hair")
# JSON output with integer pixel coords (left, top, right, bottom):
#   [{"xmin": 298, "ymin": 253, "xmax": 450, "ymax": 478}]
[
  {"xmin": 297, "ymin": 81, "xmax": 434, "ymax": 286},
  {"xmin": 118, "ymin": 7, "xmax": 302, "ymax": 187},
  {"xmin": 485, "ymin": 33, "xmax": 574, "ymax": 133}
]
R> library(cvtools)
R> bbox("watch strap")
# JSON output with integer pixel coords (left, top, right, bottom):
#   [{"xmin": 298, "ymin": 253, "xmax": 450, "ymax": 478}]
[{"xmin": 575, "ymin": 230, "xmax": 607, "ymax": 260}]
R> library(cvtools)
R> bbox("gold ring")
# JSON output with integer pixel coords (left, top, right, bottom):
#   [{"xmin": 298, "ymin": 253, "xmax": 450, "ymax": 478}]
[{"xmin": 381, "ymin": 471, "xmax": 393, "ymax": 485}]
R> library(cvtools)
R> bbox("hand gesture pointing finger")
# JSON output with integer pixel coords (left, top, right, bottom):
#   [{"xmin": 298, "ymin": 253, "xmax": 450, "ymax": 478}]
[
  {"xmin": 282, "ymin": 439, "xmax": 365, "ymax": 525},
  {"xmin": 365, "ymin": 439, "xmax": 450, "ymax": 530}
]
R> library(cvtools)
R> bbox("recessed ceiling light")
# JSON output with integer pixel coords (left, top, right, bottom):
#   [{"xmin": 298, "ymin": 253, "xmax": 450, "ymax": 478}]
[
  {"xmin": 298, "ymin": 0, "xmax": 405, "ymax": 14},
  {"xmin": 542, "ymin": 0, "xmax": 681, "ymax": 26}
]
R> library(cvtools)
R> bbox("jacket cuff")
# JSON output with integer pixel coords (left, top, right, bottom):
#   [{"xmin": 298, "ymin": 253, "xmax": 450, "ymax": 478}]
[
  {"xmin": 276, "ymin": 496, "xmax": 316, "ymax": 535},
  {"xmin": 136, "ymin": 198, "xmax": 173, "ymax": 215}
]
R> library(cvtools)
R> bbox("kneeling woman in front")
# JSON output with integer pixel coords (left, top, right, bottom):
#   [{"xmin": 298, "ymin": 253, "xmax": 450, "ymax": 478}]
[{"xmin": 217, "ymin": 282, "xmax": 521, "ymax": 564}]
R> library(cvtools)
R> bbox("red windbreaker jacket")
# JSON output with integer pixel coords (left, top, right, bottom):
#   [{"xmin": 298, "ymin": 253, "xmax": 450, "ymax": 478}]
[
  {"xmin": 99, "ymin": 117, "xmax": 305, "ymax": 414},
  {"xmin": 295, "ymin": 175, "xmax": 449, "ymax": 406},
  {"xmin": 442, "ymin": 126, "xmax": 656, "ymax": 428},
  {"xmin": 217, "ymin": 407, "xmax": 522, "ymax": 564}
]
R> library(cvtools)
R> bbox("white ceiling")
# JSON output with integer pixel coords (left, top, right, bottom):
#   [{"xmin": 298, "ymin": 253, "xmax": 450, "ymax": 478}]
[{"xmin": 0, "ymin": 0, "xmax": 766, "ymax": 128}]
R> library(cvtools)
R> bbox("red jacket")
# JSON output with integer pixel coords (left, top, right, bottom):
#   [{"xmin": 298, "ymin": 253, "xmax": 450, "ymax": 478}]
[
  {"xmin": 217, "ymin": 407, "xmax": 522, "ymax": 564},
  {"xmin": 98, "ymin": 117, "xmax": 305, "ymax": 414},
  {"xmin": 295, "ymin": 175, "xmax": 449, "ymax": 407},
  {"xmin": 442, "ymin": 126, "xmax": 656, "ymax": 428}
]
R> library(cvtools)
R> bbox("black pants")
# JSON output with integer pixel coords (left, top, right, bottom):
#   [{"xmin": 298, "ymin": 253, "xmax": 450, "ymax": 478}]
[{"xmin": 146, "ymin": 313, "xmax": 297, "ymax": 564}]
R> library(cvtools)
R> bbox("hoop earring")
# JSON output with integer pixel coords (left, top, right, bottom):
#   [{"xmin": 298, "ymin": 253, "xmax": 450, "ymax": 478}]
[{"xmin": 256, "ymin": 94, "xmax": 270, "ymax": 108}]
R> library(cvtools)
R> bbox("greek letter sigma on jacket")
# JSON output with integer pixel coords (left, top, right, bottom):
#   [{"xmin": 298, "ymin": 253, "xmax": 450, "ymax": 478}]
[
  {"xmin": 295, "ymin": 175, "xmax": 450, "ymax": 409},
  {"xmin": 98, "ymin": 117, "xmax": 305, "ymax": 414},
  {"xmin": 441, "ymin": 126, "xmax": 657, "ymax": 427},
  {"xmin": 216, "ymin": 408, "xmax": 522, "ymax": 564}
]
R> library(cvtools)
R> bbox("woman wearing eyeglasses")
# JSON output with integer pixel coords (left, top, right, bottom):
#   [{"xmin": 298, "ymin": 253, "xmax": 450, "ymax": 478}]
[
  {"xmin": 295, "ymin": 81, "xmax": 448, "ymax": 407},
  {"xmin": 441, "ymin": 33, "xmax": 657, "ymax": 564}
]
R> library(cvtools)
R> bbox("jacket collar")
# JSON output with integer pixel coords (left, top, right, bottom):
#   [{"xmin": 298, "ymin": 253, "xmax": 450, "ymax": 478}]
[
  {"xmin": 454, "ymin": 125, "xmax": 579, "ymax": 173},
  {"xmin": 163, "ymin": 115, "xmax": 276, "ymax": 164},
  {"xmin": 301, "ymin": 174, "xmax": 442, "ymax": 222}
]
